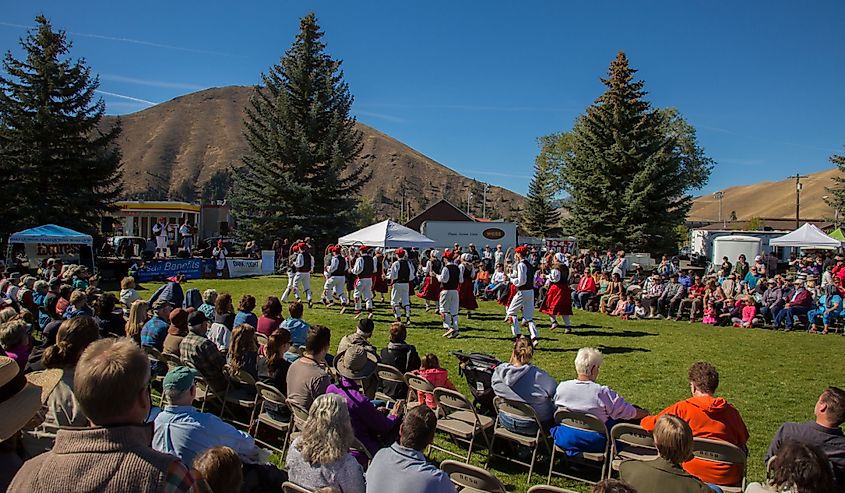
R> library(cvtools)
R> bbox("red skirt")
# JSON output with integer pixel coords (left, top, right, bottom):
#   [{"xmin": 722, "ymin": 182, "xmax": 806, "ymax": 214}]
[
  {"xmin": 541, "ymin": 282, "xmax": 572, "ymax": 316},
  {"xmin": 497, "ymin": 283, "xmax": 518, "ymax": 306},
  {"xmin": 458, "ymin": 280, "xmax": 478, "ymax": 310},
  {"xmin": 416, "ymin": 276, "xmax": 441, "ymax": 301},
  {"xmin": 373, "ymin": 274, "xmax": 388, "ymax": 293}
]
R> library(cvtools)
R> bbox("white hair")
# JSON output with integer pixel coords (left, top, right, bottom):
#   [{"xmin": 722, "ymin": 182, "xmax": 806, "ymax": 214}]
[
  {"xmin": 202, "ymin": 289, "xmax": 218, "ymax": 304},
  {"xmin": 574, "ymin": 347, "xmax": 604, "ymax": 376}
]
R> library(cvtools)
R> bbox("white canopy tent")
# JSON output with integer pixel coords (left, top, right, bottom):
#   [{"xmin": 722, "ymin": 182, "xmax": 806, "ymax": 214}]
[
  {"xmin": 769, "ymin": 223, "xmax": 842, "ymax": 249},
  {"xmin": 338, "ymin": 220, "xmax": 436, "ymax": 249}
]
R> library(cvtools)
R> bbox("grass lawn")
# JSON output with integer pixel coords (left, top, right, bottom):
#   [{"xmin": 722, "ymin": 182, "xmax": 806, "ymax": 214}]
[{"xmin": 133, "ymin": 275, "xmax": 844, "ymax": 492}]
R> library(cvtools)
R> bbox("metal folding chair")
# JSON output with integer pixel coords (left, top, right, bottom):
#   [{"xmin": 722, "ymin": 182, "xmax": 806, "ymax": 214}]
[
  {"xmin": 431, "ymin": 388, "xmax": 494, "ymax": 463},
  {"xmin": 547, "ymin": 409, "xmax": 610, "ymax": 485}
]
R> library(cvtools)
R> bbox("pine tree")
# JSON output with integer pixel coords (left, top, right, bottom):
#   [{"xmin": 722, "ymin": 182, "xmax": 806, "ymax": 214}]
[
  {"xmin": 561, "ymin": 52, "xmax": 711, "ymax": 254},
  {"xmin": 0, "ymin": 16, "xmax": 122, "ymax": 239},
  {"xmin": 824, "ymin": 146, "xmax": 845, "ymax": 227},
  {"xmin": 231, "ymin": 13, "xmax": 370, "ymax": 246},
  {"xmin": 521, "ymin": 156, "xmax": 561, "ymax": 237}
]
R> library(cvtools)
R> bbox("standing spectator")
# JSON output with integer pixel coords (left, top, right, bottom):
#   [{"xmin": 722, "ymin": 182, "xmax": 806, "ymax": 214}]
[
  {"xmin": 763, "ymin": 387, "xmax": 845, "ymax": 490},
  {"xmin": 640, "ymin": 362, "xmax": 749, "ymax": 486},
  {"xmin": 612, "ymin": 250, "xmax": 628, "ymax": 281},
  {"xmin": 719, "ymin": 256, "xmax": 732, "ymax": 278},
  {"xmin": 11, "ymin": 338, "xmax": 207, "ymax": 493},
  {"xmin": 491, "ymin": 337, "xmax": 557, "ymax": 433},
  {"xmin": 179, "ymin": 311, "xmax": 228, "ymax": 394},
  {"xmin": 733, "ymin": 254, "xmax": 749, "ymax": 279},
  {"xmin": 286, "ymin": 325, "xmax": 331, "ymax": 411},
  {"xmin": 620, "ymin": 414, "xmax": 714, "ymax": 493},
  {"xmin": 285, "ymin": 394, "xmax": 366, "ymax": 493},
  {"xmin": 212, "ymin": 240, "xmax": 228, "ymax": 277},
  {"xmin": 233, "ymin": 295, "xmax": 258, "ymax": 328},
  {"xmin": 366, "ymin": 405, "xmax": 457, "ymax": 493},
  {"xmin": 179, "ymin": 219, "xmax": 193, "ymax": 256}
]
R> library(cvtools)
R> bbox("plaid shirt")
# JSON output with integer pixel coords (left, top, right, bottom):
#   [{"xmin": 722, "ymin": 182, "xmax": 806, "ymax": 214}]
[
  {"xmin": 141, "ymin": 316, "xmax": 169, "ymax": 351},
  {"xmin": 179, "ymin": 331, "xmax": 228, "ymax": 392},
  {"xmin": 165, "ymin": 460, "xmax": 211, "ymax": 493}
]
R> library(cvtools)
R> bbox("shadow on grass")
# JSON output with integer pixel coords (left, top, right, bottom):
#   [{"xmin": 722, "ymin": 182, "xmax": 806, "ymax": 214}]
[{"xmin": 572, "ymin": 329, "xmax": 654, "ymax": 338}]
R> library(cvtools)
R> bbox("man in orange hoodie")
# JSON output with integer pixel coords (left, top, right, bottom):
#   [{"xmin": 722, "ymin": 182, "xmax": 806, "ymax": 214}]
[{"xmin": 640, "ymin": 362, "xmax": 749, "ymax": 487}]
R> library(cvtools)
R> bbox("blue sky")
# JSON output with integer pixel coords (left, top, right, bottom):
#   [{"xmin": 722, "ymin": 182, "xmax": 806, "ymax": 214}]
[{"xmin": 2, "ymin": 1, "xmax": 844, "ymax": 196}]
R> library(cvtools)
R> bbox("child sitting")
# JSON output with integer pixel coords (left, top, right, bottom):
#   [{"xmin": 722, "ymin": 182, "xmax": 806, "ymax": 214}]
[
  {"xmin": 621, "ymin": 295, "xmax": 636, "ymax": 320},
  {"xmin": 610, "ymin": 296, "xmax": 627, "ymax": 317},
  {"xmin": 702, "ymin": 301, "xmax": 717, "ymax": 325},
  {"xmin": 412, "ymin": 353, "xmax": 456, "ymax": 409},
  {"xmin": 632, "ymin": 299, "xmax": 647, "ymax": 319}
]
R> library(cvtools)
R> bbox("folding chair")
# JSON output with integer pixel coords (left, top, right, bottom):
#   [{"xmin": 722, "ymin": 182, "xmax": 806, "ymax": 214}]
[
  {"xmin": 220, "ymin": 365, "xmax": 258, "ymax": 428},
  {"xmin": 281, "ymin": 482, "xmax": 314, "ymax": 493},
  {"xmin": 692, "ymin": 437, "xmax": 747, "ymax": 493},
  {"xmin": 256, "ymin": 332, "xmax": 269, "ymax": 350},
  {"xmin": 375, "ymin": 363, "xmax": 406, "ymax": 404},
  {"xmin": 142, "ymin": 346, "xmax": 167, "ymax": 405},
  {"xmin": 431, "ymin": 388, "xmax": 493, "ymax": 463},
  {"xmin": 286, "ymin": 399, "xmax": 310, "ymax": 446},
  {"xmin": 527, "ymin": 486, "xmax": 579, "ymax": 493},
  {"xmin": 161, "ymin": 352, "xmax": 186, "ymax": 368},
  {"xmin": 487, "ymin": 397, "xmax": 550, "ymax": 485},
  {"xmin": 607, "ymin": 423, "xmax": 657, "ymax": 478},
  {"xmin": 404, "ymin": 372, "xmax": 434, "ymax": 408},
  {"xmin": 547, "ymin": 409, "xmax": 610, "ymax": 485},
  {"xmin": 350, "ymin": 437, "xmax": 374, "ymax": 470},
  {"xmin": 441, "ymin": 459, "xmax": 507, "ymax": 493},
  {"xmin": 250, "ymin": 382, "xmax": 292, "ymax": 458}
]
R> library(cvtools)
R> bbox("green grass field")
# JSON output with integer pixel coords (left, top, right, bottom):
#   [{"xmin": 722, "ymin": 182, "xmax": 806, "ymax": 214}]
[{"xmin": 133, "ymin": 275, "xmax": 844, "ymax": 492}]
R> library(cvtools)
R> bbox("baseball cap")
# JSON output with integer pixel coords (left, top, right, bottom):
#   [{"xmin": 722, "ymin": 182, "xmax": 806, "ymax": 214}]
[
  {"xmin": 152, "ymin": 299, "xmax": 173, "ymax": 310},
  {"xmin": 163, "ymin": 366, "xmax": 198, "ymax": 392}
]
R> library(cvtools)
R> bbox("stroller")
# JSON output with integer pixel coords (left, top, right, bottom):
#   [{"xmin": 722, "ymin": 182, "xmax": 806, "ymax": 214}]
[{"xmin": 450, "ymin": 351, "xmax": 502, "ymax": 416}]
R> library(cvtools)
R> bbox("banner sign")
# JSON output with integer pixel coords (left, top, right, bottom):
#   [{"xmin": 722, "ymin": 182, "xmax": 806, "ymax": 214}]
[
  {"xmin": 226, "ymin": 259, "xmax": 263, "ymax": 278},
  {"xmin": 135, "ymin": 259, "xmax": 203, "ymax": 282},
  {"xmin": 544, "ymin": 238, "xmax": 578, "ymax": 255}
]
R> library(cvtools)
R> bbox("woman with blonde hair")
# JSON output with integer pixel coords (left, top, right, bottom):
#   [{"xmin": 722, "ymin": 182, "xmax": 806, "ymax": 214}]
[
  {"xmin": 285, "ymin": 393, "xmax": 365, "ymax": 493},
  {"xmin": 620, "ymin": 414, "xmax": 713, "ymax": 493},
  {"xmin": 125, "ymin": 300, "xmax": 148, "ymax": 344},
  {"xmin": 491, "ymin": 337, "xmax": 557, "ymax": 434}
]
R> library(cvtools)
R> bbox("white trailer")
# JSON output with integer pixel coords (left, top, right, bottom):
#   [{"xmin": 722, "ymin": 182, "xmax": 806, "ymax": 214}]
[
  {"xmin": 689, "ymin": 229, "xmax": 789, "ymax": 262},
  {"xmin": 420, "ymin": 221, "xmax": 518, "ymax": 251}
]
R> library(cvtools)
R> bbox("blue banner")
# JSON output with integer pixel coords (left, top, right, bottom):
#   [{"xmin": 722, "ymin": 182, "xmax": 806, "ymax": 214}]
[{"xmin": 135, "ymin": 259, "xmax": 204, "ymax": 282}]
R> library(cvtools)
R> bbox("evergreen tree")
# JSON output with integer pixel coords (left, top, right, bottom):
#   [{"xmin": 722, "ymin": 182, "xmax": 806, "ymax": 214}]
[
  {"xmin": 0, "ymin": 16, "xmax": 122, "ymax": 238},
  {"xmin": 231, "ymin": 13, "xmax": 369, "ymax": 246},
  {"xmin": 824, "ymin": 146, "xmax": 845, "ymax": 227},
  {"xmin": 521, "ymin": 155, "xmax": 561, "ymax": 237},
  {"xmin": 561, "ymin": 52, "xmax": 711, "ymax": 254}
]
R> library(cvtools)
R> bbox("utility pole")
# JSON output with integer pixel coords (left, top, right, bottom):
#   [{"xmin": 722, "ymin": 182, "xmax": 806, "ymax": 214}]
[
  {"xmin": 791, "ymin": 173, "xmax": 808, "ymax": 229},
  {"xmin": 482, "ymin": 183, "xmax": 490, "ymax": 219},
  {"xmin": 713, "ymin": 191, "xmax": 725, "ymax": 229},
  {"xmin": 466, "ymin": 190, "xmax": 474, "ymax": 215}
]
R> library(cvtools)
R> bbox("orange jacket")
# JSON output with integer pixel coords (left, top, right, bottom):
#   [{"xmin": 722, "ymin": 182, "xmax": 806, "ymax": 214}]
[{"xmin": 640, "ymin": 394, "xmax": 749, "ymax": 486}]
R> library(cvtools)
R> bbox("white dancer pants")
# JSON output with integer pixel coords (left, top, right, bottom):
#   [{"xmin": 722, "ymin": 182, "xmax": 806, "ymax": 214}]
[
  {"xmin": 281, "ymin": 273, "xmax": 299, "ymax": 301},
  {"xmin": 354, "ymin": 277, "xmax": 374, "ymax": 311},
  {"xmin": 391, "ymin": 283, "xmax": 411, "ymax": 319},
  {"xmin": 293, "ymin": 272, "xmax": 312, "ymax": 301},
  {"xmin": 324, "ymin": 276, "xmax": 348, "ymax": 304},
  {"xmin": 507, "ymin": 289, "xmax": 538, "ymax": 339},
  {"xmin": 439, "ymin": 289, "xmax": 460, "ymax": 332}
]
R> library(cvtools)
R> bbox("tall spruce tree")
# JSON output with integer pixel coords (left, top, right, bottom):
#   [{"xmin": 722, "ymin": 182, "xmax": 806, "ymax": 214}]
[
  {"xmin": 561, "ymin": 52, "xmax": 711, "ymax": 254},
  {"xmin": 0, "ymin": 16, "xmax": 122, "ymax": 238},
  {"xmin": 231, "ymin": 13, "xmax": 369, "ymax": 246},
  {"xmin": 824, "ymin": 146, "xmax": 845, "ymax": 227},
  {"xmin": 521, "ymin": 155, "xmax": 561, "ymax": 237}
]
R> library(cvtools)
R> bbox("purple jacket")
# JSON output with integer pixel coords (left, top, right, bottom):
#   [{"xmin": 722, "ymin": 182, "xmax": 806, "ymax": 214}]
[
  {"xmin": 327, "ymin": 377, "xmax": 399, "ymax": 465},
  {"xmin": 789, "ymin": 288, "xmax": 813, "ymax": 308}
]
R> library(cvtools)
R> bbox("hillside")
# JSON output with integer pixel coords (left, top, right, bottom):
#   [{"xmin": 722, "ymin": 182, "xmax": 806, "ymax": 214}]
[
  {"xmin": 103, "ymin": 86, "xmax": 524, "ymax": 221},
  {"xmin": 689, "ymin": 167, "xmax": 837, "ymax": 222}
]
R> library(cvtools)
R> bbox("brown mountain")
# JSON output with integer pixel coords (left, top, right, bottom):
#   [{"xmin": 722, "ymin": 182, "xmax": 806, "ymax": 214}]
[
  {"xmin": 103, "ymin": 85, "xmax": 524, "ymax": 221},
  {"xmin": 689, "ymin": 168, "xmax": 836, "ymax": 222}
]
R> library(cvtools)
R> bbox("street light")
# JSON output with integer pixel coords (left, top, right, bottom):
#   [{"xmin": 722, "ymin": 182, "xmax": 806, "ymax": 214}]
[{"xmin": 713, "ymin": 191, "xmax": 725, "ymax": 228}]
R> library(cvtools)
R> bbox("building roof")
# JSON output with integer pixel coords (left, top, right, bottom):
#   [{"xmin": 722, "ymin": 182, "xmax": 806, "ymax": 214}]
[
  {"xmin": 405, "ymin": 199, "xmax": 474, "ymax": 231},
  {"xmin": 693, "ymin": 217, "xmax": 832, "ymax": 232}
]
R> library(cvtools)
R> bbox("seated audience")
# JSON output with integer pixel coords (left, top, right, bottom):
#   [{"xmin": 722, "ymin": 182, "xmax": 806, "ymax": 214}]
[
  {"xmin": 491, "ymin": 337, "xmax": 557, "ymax": 433},
  {"xmin": 764, "ymin": 386, "xmax": 845, "ymax": 490},
  {"xmin": 552, "ymin": 347, "xmax": 647, "ymax": 455},
  {"xmin": 747, "ymin": 441, "xmax": 835, "ymax": 493},
  {"xmin": 153, "ymin": 366, "xmax": 285, "ymax": 489},
  {"xmin": 591, "ymin": 479, "xmax": 638, "ymax": 493},
  {"xmin": 412, "ymin": 353, "xmax": 456, "ymax": 409},
  {"xmin": 366, "ymin": 405, "xmax": 457, "ymax": 493},
  {"xmin": 0, "ymin": 319, "xmax": 31, "ymax": 370},
  {"xmin": 773, "ymin": 279, "xmax": 813, "ymax": 331},
  {"xmin": 328, "ymin": 345, "xmax": 403, "ymax": 465},
  {"xmin": 10, "ymin": 338, "xmax": 206, "ymax": 492},
  {"xmin": 641, "ymin": 362, "xmax": 749, "ymax": 486},
  {"xmin": 179, "ymin": 311, "xmax": 228, "ymax": 394},
  {"xmin": 281, "ymin": 301, "xmax": 310, "ymax": 348},
  {"xmin": 620, "ymin": 414, "xmax": 715, "ymax": 493},
  {"xmin": 125, "ymin": 299, "xmax": 149, "ymax": 344},
  {"xmin": 118, "ymin": 276, "xmax": 141, "ymax": 312},
  {"xmin": 198, "ymin": 289, "xmax": 217, "ymax": 320},
  {"xmin": 141, "ymin": 299, "xmax": 173, "ymax": 357},
  {"xmin": 192, "ymin": 446, "xmax": 243, "ymax": 493},
  {"xmin": 379, "ymin": 322, "xmax": 421, "ymax": 401},
  {"xmin": 337, "ymin": 318, "xmax": 378, "ymax": 398},
  {"xmin": 807, "ymin": 285, "xmax": 843, "ymax": 334},
  {"xmin": 285, "ymin": 393, "xmax": 366, "ymax": 493},
  {"xmin": 259, "ymin": 329, "xmax": 293, "ymax": 421},
  {"xmin": 228, "ymin": 323, "xmax": 263, "ymax": 381},
  {"xmin": 63, "ymin": 289, "xmax": 93, "ymax": 319},
  {"xmin": 286, "ymin": 324, "xmax": 332, "ymax": 411},
  {"xmin": 213, "ymin": 292, "xmax": 235, "ymax": 331},
  {"xmin": 93, "ymin": 293, "xmax": 125, "ymax": 338},
  {"xmin": 163, "ymin": 308, "xmax": 189, "ymax": 355},
  {"xmin": 233, "ymin": 294, "xmax": 258, "ymax": 328},
  {"xmin": 256, "ymin": 296, "xmax": 284, "ymax": 336}
]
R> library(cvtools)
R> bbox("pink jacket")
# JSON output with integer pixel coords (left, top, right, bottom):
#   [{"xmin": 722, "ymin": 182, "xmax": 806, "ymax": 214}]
[
  {"xmin": 741, "ymin": 305, "xmax": 756, "ymax": 324},
  {"xmin": 413, "ymin": 367, "xmax": 456, "ymax": 409}
]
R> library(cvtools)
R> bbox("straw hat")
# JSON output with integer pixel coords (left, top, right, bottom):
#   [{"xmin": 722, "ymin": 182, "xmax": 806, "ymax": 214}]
[
  {"xmin": 0, "ymin": 357, "xmax": 61, "ymax": 441},
  {"xmin": 334, "ymin": 346, "xmax": 377, "ymax": 380}
]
